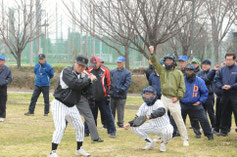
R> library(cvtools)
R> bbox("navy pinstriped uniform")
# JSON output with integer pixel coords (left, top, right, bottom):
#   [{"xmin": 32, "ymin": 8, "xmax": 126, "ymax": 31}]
[{"xmin": 52, "ymin": 66, "xmax": 91, "ymax": 144}]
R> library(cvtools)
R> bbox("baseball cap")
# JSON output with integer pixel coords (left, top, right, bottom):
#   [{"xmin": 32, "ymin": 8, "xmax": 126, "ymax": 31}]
[
  {"xmin": 38, "ymin": 54, "xmax": 46, "ymax": 59},
  {"xmin": 191, "ymin": 58, "xmax": 200, "ymax": 64},
  {"xmin": 202, "ymin": 59, "xmax": 211, "ymax": 65},
  {"xmin": 116, "ymin": 56, "xmax": 126, "ymax": 63},
  {"xmin": 90, "ymin": 56, "xmax": 100, "ymax": 67},
  {"xmin": 178, "ymin": 55, "xmax": 188, "ymax": 61},
  {"xmin": 76, "ymin": 55, "xmax": 88, "ymax": 66},
  {"xmin": 98, "ymin": 56, "xmax": 104, "ymax": 63},
  {"xmin": 0, "ymin": 55, "xmax": 5, "ymax": 61}
]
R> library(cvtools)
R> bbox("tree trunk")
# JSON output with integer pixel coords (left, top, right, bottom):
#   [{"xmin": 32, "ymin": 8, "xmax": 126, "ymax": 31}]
[
  {"xmin": 213, "ymin": 41, "xmax": 219, "ymax": 65},
  {"xmin": 124, "ymin": 46, "xmax": 130, "ymax": 70},
  {"xmin": 16, "ymin": 53, "xmax": 22, "ymax": 69}
]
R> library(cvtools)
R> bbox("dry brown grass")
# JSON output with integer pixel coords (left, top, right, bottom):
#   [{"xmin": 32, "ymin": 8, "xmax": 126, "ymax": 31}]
[{"xmin": 0, "ymin": 93, "xmax": 237, "ymax": 157}]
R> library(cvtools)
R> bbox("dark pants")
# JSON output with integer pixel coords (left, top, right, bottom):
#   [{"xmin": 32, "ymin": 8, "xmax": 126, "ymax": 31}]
[
  {"xmin": 181, "ymin": 104, "xmax": 213, "ymax": 137},
  {"xmin": 202, "ymin": 94, "xmax": 215, "ymax": 128},
  {"xmin": 0, "ymin": 85, "xmax": 7, "ymax": 118},
  {"xmin": 28, "ymin": 86, "xmax": 50, "ymax": 114},
  {"xmin": 85, "ymin": 99, "xmax": 116, "ymax": 134},
  {"xmin": 111, "ymin": 98, "xmax": 126, "ymax": 126},
  {"xmin": 219, "ymin": 93, "xmax": 237, "ymax": 134}
]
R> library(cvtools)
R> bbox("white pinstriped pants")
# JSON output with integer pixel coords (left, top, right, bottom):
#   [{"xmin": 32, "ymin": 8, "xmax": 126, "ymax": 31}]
[
  {"xmin": 131, "ymin": 123, "xmax": 173, "ymax": 143},
  {"xmin": 51, "ymin": 99, "xmax": 84, "ymax": 144}
]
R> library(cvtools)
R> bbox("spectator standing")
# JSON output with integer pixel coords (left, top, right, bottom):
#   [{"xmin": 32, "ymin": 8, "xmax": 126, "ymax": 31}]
[
  {"xmin": 25, "ymin": 54, "xmax": 54, "ymax": 116},
  {"xmin": 111, "ymin": 56, "xmax": 131, "ymax": 128},
  {"xmin": 0, "ymin": 55, "xmax": 12, "ymax": 122}
]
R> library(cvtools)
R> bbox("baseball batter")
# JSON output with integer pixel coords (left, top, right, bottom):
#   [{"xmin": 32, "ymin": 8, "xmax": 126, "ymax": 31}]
[
  {"xmin": 50, "ymin": 55, "xmax": 96, "ymax": 157},
  {"xmin": 124, "ymin": 86, "xmax": 173, "ymax": 152}
]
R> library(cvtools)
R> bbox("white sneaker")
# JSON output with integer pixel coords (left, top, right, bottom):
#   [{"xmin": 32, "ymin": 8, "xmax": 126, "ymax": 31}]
[
  {"xmin": 153, "ymin": 135, "xmax": 162, "ymax": 142},
  {"xmin": 75, "ymin": 147, "xmax": 91, "ymax": 156},
  {"xmin": 141, "ymin": 141, "xmax": 156, "ymax": 150},
  {"xmin": 0, "ymin": 118, "xmax": 5, "ymax": 122},
  {"xmin": 160, "ymin": 142, "xmax": 166, "ymax": 152},
  {"xmin": 50, "ymin": 150, "xmax": 58, "ymax": 157},
  {"xmin": 183, "ymin": 140, "xmax": 189, "ymax": 146}
]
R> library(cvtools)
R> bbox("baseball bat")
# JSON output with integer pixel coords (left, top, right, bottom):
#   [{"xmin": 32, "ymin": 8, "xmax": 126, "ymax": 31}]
[{"xmin": 82, "ymin": 70, "xmax": 97, "ymax": 81}]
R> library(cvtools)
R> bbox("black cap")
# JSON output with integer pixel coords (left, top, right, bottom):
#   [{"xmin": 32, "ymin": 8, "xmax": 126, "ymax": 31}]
[
  {"xmin": 202, "ymin": 59, "xmax": 211, "ymax": 65},
  {"xmin": 38, "ymin": 54, "xmax": 46, "ymax": 59},
  {"xmin": 185, "ymin": 64, "xmax": 195, "ymax": 71},
  {"xmin": 76, "ymin": 55, "xmax": 88, "ymax": 66}
]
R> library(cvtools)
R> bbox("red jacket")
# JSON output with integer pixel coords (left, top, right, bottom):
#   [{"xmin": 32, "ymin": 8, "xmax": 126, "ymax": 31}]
[{"xmin": 88, "ymin": 66, "xmax": 110, "ymax": 101}]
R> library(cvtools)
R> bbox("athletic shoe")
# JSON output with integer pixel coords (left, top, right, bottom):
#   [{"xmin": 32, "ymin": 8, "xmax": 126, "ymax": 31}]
[
  {"xmin": 141, "ymin": 141, "xmax": 156, "ymax": 150},
  {"xmin": 91, "ymin": 137, "xmax": 104, "ymax": 143},
  {"xmin": 207, "ymin": 135, "xmax": 214, "ymax": 140},
  {"xmin": 50, "ymin": 150, "xmax": 58, "ymax": 157},
  {"xmin": 216, "ymin": 132, "xmax": 228, "ymax": 137},
  {"xmin": 195, "ymin": 134, "xmax": 201, "ymax": 139},
  {"xmin": 160, "ymin": 142, "xmax": 166, "ymax": 152},
  {"xmin": 24, "ymin": 111, "xmax": 34, "ymax": 116},
  {"xmin": 183, "ymin": 140, "xmax": 189, "ymax": 146},
  {"xmin": 0, "ymin": 118, "xmax": 5, "ymax": 122},
  {"xmin": 75, "ymin": 147, "xmax": 91, "ymax": 156},
  {"xmin": 109, "ymin": 132, "xmax": 116, "ymax": 138}
]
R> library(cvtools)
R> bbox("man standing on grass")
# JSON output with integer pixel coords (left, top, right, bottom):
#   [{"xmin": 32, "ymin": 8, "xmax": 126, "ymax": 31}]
[
  {"xmin": 214, "ymin": 53, "xmax": 237, "ymax": 136},
  {"xmin": 149, "ymin": 46, "xmax": 189, "ymax": 146},
  {"xmin": 0, "ymin": 55, "xmax": 12, "ymax": 122},
  {"xmin": 111, "ymin": 56, "xmax": 131, "ymax": 128},
  {"xmin": 25, "ymin": 54, "xmax": 54, "ymax": 116}
]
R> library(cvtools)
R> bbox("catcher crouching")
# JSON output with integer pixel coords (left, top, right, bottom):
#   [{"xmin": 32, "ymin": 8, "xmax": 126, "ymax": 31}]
[{"xmin": 124, "ymin": 86, "xmax": 173, "ymax": 152}]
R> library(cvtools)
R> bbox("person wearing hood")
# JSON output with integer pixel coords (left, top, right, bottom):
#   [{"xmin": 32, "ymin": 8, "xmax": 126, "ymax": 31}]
[
  {"xmin": 25, "ymin": 54, "xmax": 54, "ymax": 116},
  {"xmin": 149, "ymin": 46, "xmax": 189, "ymax": 147}
]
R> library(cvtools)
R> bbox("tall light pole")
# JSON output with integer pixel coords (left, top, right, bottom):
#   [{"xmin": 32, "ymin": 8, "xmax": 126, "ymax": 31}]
[{"xmin": 186, "ymin": 0, "xmax": 195, "ymax": 57}]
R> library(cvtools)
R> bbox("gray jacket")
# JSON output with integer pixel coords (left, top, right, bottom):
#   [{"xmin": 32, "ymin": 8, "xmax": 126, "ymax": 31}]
[{"xmin": 0, "ymin": 65, "xmax": 12, "ymax": 86}]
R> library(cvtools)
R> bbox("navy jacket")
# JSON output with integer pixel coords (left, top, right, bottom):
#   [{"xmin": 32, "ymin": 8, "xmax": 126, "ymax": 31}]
[
  {"xmin": 181, "ymin": 76, "xmax": 209, "ymax": 106},
  {"xmin": 0, "ymin": 65, "xmax": 12, "ymax": 86},
  {"xmin": 148, "ymin": 72, "xmax": 161, "ymax": 99},
  {"xmin": 34, "ymin": 62, "xmax": 54, "ymax": 87},
  {"xmin": 111, "ymin": 67, "xmax": 131, "ymax": 99},
  {"xmin": 198, "ymin": 69, "xmax": 216, "ymax": 94},
  {"xmin": 214, "ymin": 64, "xmax": 237, "ymax": 95}
]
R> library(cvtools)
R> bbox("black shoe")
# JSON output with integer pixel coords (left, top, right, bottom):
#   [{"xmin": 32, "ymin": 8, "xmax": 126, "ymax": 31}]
[
  {"xmin": 91, "ymin": 137, "xmax": 104, "ymax": 143},
  {"xmin": 216, "ymin": 132, "xmax": 228, "ymax": 137},
  {"xmin": 109, "ymin": 133, "xmax": 116, "ymax": 138},
  {"xmin": 195, "ymin": 134, "xmax": 201, "ymax": 139},
  {"xmin": 117, "ymin": 124, "xmax": 124, "ymax": 128},
  {"xmin": 84, "ymin": 133, "xmax": 89, "ymax": 137},
  {"xmin": 103, "ymin": 125, "xmax": 107, "ymax": 129},
  {"xmin": 24, "ymin": 111, "xmax": 34, "ymax": 116},
  {"xmin": 175, "ymin": 132, "xmax": 180, "ymax": 137},
  {"xmin": 207, "ymin": 135, "xmax": 214, "ymax": 140}
]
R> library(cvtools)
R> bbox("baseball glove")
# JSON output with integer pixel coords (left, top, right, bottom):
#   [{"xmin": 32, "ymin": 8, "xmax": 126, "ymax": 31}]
[{"xmin": 132, "ymin": 115, "xmax": 147, "ymax": 127}]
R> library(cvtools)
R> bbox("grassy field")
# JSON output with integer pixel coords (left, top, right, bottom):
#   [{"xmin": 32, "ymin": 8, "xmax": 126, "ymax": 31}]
[{"xmin": 0, "ymin": 93, "xmax": 237, "ymax": 157}]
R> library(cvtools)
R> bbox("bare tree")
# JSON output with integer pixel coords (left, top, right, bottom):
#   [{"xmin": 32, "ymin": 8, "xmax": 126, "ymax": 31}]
[
  {"xmin": 118, "ymin": 0, "xmax": 191, "ymax": 58},
  {"xmin": 0, "ymin": 0, "xmax": 44, "ymax": 68},
  {"xmin": 204, "ymin": 0, "xmax": 236, "ymax": 64},
  {"xmin": 63, "ymin": 0, "xmax": 137, "ymax": 69}
]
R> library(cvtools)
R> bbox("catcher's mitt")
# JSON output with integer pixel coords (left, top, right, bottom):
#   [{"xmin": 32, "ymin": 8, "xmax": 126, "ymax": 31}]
[{"xmin": 132, "ymin": 115, "xmax": 147, "ymax": 127}]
